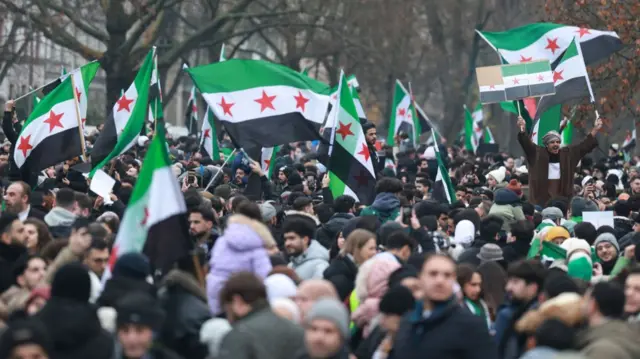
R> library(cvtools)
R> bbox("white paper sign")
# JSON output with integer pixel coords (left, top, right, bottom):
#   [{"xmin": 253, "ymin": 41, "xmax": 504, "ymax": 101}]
[
  {"xmin": 583, "ymin": 211, "xmax": 614, "ymax": 229},
  {"xmin": 89, "ymin": 169, "xmax": 116, "ymax": 205}
]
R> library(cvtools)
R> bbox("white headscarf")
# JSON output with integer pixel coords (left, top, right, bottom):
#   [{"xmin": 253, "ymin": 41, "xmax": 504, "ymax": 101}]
[{"xmin": 454, "ymin": 220, "xmax": 475, "ymax": 248}]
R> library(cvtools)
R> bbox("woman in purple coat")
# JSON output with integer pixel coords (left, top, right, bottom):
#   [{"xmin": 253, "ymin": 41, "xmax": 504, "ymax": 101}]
[{"xmin": 206, "ymin": 213, "xmax": 277, "ymax": 315}]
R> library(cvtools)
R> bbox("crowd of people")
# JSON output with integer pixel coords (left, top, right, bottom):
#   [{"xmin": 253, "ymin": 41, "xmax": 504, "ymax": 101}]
[{"xmin": 0, "ymin": 98, "xmax": 640, "ymax": 359}]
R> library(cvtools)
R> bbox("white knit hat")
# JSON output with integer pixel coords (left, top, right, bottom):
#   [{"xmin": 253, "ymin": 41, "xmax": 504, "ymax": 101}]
[{"xmin": 486, "ymin": 166, "xmax": 506, "ymax": 183}]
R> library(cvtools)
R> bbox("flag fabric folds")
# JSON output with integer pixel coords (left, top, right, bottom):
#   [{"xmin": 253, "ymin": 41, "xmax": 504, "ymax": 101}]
[
  {"xmin": 185, "ymin": 59, "xmax": 332, "ymax": 151},
  {"xmin": 108, "ymin": 120, "xmax": 191, "ymax": 276},
  {"xmin": 14, "ymin": 76, "xmax": 83, "ymax": 171},
  {"xmin": 200, "ymin": 106, "xmax": 221, "ymax": 161},
  {"xmin": 388, "ymin": 80, "xmax": 431, "ymax": 146},
  {"xmin": 186, "ymin": 86, "xmax": 199, "ymax": 136},
  {"xmin": 90, "ymin": 48, "xmax": 155, "ymax": 176},
  {"xmin": 327, "ymin": 71, "xmax": 376, "ymax": 205},
  {"xmin": 431, "ymin": 131, "xmax": 455, "ymax": 204}
]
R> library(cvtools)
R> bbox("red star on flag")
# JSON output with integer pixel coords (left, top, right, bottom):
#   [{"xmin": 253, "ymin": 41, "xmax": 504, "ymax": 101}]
[
  {"xmin": 576, "ymin": 27, "xmax": 591, "ymax": 38},
  {"xmin": 336, "ymin": 121, "xmax": 354, "ymax": 140},
  {"xmin": 489, "ymin": 85, "xmax": 496, "ymax": 89},
  {"xmin": 81, "ymin": 118, "xmax": 86, "ymax": 126},
  {"xmin": 353, "ymin": 170, "xmax": 369, "ymax": 187},
  {"xmin": 512, "ymin": 78, "xmax": 520, "ymax": 85},
  {"xmin": 75, "ymin": 87, "xmax": 82, "ymax": 101},
  {"xmin": 532, "ymin": 132, "xmax": 537, "ymax": 138},
  {"xmin": 519, "ymin": 55, "xmax": 533, "ymax": 63},
  {"xmin": 218, "ymin": 97, "xmax": 234, "ymax": 116},
  {"xmin": 357, "ymin": 142, "xmax": 370, "ymax": 162},
  {"xmin": 43, "ymin": 110, "xmax": 65, "ymax": 132},
  {"xmin": 203, "ymin": 129, "xmax": 211, "ymax": 138},
  {"xmin": 141, "ymin": 207, "xmax": 149, "ymax": 226},
  {"xmin": 17, "ymin": 135, "xmax": 33, "ymax": 157},
  {"xmin": 294, "ymin": 91, "xmax": 310, "ymax": 111},
  {"xmin": 398, "ymin": 108, "xmax": 406, "ymax": 117},
  {"xmin": 545, "ymin": 37, "xmax": 560, "ymax": 54},
  {"xmin": 191, "ymin": 103, "xmax": 197, "ymax": 114},
  {"xmin": 537, "ymin": 74, "xmax": 545, "ymax": 82},
  {"xmin": 553, "ymin": 70, "xmax": 564, "ymax": 83},
  {"xmin": 254, "ymin": 90, "xmax": 277, "ymax": 112},
  {"xmin": 116, "ymin": 94, "xmax": 134, "ymax": 112},
  {"xmin": 263, "ymin": 158, "xmax": 271, "ymax": 171}
]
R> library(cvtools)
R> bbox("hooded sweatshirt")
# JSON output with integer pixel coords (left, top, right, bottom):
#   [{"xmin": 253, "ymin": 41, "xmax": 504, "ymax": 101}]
[
  {"xmin": 289, "ymin": 240, "xmax": 330, "ymax": 281},
  {"xmin": 360, "ymin": 193, "xmax": 400, "ymax": 225}
]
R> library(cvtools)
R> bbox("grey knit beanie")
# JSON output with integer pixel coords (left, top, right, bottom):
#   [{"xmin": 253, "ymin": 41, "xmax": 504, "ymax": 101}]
[
  {"xmin": 593, "ymin": 232, "xmax": 620, "ymax": 253},
  {"xmin": 305, "ymin": 298, "xmax": 350, "ymax": 339},
  {"xmin": 543, "ymin": 131, "xmax": 561, "ymax": 145}
]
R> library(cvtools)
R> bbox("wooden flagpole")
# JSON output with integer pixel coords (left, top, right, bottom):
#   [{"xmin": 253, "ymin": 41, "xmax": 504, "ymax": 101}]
[{"xmin": 69, "ymin": 75, "xmax": 87, "ymax": 159}]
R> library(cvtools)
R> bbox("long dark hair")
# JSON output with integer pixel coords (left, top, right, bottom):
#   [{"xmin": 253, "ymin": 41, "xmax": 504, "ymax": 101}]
[{"xmin": 477, "ymin": 261, "xmax": 507, "ymax": 319}]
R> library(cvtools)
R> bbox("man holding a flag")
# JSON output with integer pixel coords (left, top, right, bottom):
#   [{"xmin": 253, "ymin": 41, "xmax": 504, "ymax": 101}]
[{"xmin": 517, "ymin": 115, "xmax": 602, "ymax": 206}]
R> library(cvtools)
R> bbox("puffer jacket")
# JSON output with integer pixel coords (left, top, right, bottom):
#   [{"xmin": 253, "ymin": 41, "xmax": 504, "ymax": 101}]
[
  {"xmin": 207, "ymin": 215, "xmax": 275, "ymax": 315},
  {"xmin": 288, "ymin": 240, "xmax": 330, "ymax": 281}
]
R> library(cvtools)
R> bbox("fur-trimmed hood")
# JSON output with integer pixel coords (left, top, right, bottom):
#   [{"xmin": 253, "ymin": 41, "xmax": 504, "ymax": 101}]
[
  {"xmin": 226, "ymin": 214, "xmax": 276, "ymax": 249},
  {"xmin": 285, "ymin": 210, "xmax": 321, "ymax": 226},
  {"xmin": 160, "ymin": 269, "xmax": 207, "ymax": 302}
]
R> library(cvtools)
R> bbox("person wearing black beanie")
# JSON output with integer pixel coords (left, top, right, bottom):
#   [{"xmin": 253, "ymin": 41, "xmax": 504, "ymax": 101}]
[
  {"xmin": 97, "ymin": 252, "xmax": 156, "ymax": 308},
  {"xmin": 0, "ymin": 318, "xmax": 52, "ymax": 359},
  {"xmin": 35, "ymin": 263, "xmax": 114, "ymax": 359}
]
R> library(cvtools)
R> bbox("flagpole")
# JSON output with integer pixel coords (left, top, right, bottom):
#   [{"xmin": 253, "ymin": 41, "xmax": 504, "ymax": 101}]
[
  {"xmin": 15, "ymin": 60, "xmax": 99, "ymax": 102},
  {"xmin": 203, "ymin": 149, "xmax": 236, "ymax": 192},
  {"xmin": 408, "ymin": 81, "xmax": 418, "ymax": 147},
  {"xmin": 69, "ymin": 75, "xmax": 87, "ymax": 159}
]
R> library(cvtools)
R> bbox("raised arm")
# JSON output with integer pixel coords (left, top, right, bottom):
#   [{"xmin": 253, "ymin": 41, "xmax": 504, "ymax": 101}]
[
  {"xmin": 571, "ymin": 117, "xmax": 601, "ymax": 160},
  {"xmin": 516, "ymin": 116, "xmax": 537, "ymax": 164},
  {"xmin": 2, "ymin": 100, "xmax": 18, "ymax": 144}
]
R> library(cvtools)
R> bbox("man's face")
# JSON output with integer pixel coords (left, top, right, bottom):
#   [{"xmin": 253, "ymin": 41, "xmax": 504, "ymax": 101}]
[
  {"xmin": 625, "ymin": 274, "xmax": 640, "ymax": 314},
  {"xmin": 365, "ymin": 128, "xmax": 377, "ymax": 146},
  {"xmin": 278, "ymin": 171, "xmax": 287, "ymax": 183},
  {"xmin": 487, "ymin": 176, "xmax": 497, "ymax": 187},
  {"xmin": 455, "ymin": 190, "xmax": 466, "ymax": 203},
  {"xmin": 70, "ymin": 227, "xmax": 91, "ymax": 247},
  {"xmin": 415, "ymin": 182, "xmax": 428, "ymax": 195},
  {"xmin": 463, "ymin": 272, "xmax": 482, "ymax": 301},
  {"xmin": 546, "ymin": 139, "xmax": 561, "ymax": 154},
  {"xmin": 506, "ymin": 277, "xmax": 535, "ymax": 302},
  {"xmin": 0, "ymin": 153, "xmax": 8, "ymax": 166},
  {"xmin": 84, "ymin": 248, "xmax": 109, "ymax": 278},
  {"xmin": 631, "ymin": 179, "xmax": 640, "ymax": 194},
  {"xmin": 634, "ymin": 222, "xmax": 640, "ymax": 233},
  {"xmin": 9, "ymin": 343, "xmax": 49, "ymax": 359},
  {"xmin": 18, "ymin": 257, "xmax": 46, "ymax": 290},
  {"xmin": 118, "ymin": 324, "xmax": 153, "ymax": 358},
  {"xmin": 305, "ymin": 319, "xmax": 343, "ymax": 359},
  {"xmin": 4, "ymin": 183, "xmax": 27, "ymax": 213},
  {"xmin": 4, "ymin": 220, "xmax": 27, "ymax": 246},
  {"xmin": 189, "ymin": 212, "xmax": 213, "ymax": 237},
  {"xmin": 235, "ymin": 169, "xmax": 246, "ymax": 183},
  {"xmin": 419, "ymin": 160, "xmax": 428, "ymax": 170},
  {"xmin": 504, "ymin": 157, "xmax": 515, "ymax": 169},
  {"xmin": 284, "ymin": 232, "xmax": 306, "ymax": 256},
  {"xmin": 420, "ymin": 256, "xmax": 455, "ymax": 302},
  {"xmin": 596, "ymin": 242, "xmax": 617, "ymax": 262},
  {"xmin": 437, "ymin": 214, "xmax": 449, "ymax": 232},
  {"xmin": 126, "ymin": 167, "xmax": 138, "ymax": 177}
]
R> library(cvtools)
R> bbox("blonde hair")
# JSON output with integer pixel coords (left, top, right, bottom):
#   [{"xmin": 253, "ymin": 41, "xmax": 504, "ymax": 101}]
[{"xmin": 340, "ymin": 229, "xmax": 376, "ymax": 260}]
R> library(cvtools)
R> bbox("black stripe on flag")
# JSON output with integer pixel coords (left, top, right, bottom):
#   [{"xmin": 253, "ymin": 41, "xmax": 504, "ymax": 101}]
[
  {"xmin": 480, "ymin": 90, "xmax": 507, "ymax": 104},
  {"xmin": 535, "ymin": 77, "xmax": 589, "ymax": 120},
  {"xmin": 143, "ymin": 213, "xmax": 193, "ymax": 277},
  {"xmin": 329, "ymin": 141, "xmax": 375, "ymax": 205},
  {"xmin": 23, "ymin": 128, "xmax": 82, "ymax": 172},
  {"xmin": 90, "ymin": 111, "xmax": 119, "ymax": 168},
  {"xmin": 505, "ymin": 85, "xmax": 530, "ymax": 101}
]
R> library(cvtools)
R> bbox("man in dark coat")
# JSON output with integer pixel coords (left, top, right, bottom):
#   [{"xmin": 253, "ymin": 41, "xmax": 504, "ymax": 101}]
[
  {"xmin": 517, "ymin": 116, "xmax": 601, "ymax": 206},
  {"xmin": 316, "ymin": 195, "xmax": 355, "ymax": 249},
  {"xmin": 390, "ymin": 254, "xmax": 497, "ymax": 359},
  {"xmin": 0, "ymin": 214, "xmax": 27, "ymax": 294}
]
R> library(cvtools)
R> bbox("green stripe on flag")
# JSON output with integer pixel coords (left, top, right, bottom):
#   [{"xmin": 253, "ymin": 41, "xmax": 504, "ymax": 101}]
[
  {"xmin": 129, "ymin": 121, "xmax": 172, "ymax": 204},
  {"xmin": 479, "ymin": 23, "xmax": 565, "ymax": 51},
  {"xmin": 501, "ymin": 63, "xmax": 527, "ymax": 77}
]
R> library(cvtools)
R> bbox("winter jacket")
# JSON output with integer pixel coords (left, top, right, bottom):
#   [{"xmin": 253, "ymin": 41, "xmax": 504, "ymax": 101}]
[
  {"xmin": 613, "ymin": 216, "xmax": 634, "ymax": 241},
  {"xmin": 323, "ymin": 254, "xmax": 358, "ymax": 301},
  {"xmin": 35, "ymin": 297, "xmax": 114, "ymax": 359},
  {"xmin": 316, "ymin": 212, "xmax": 355, "ymax": 249},
  {"xmin": 390, "ymin": 299, "xmax": 498, "ymax": 359},
  {"xmin": 288, "ymin": 240, "xmax": 330, "ymax": 281},
  {"xmin": 490, "ymin": 190, "xmax": 525, "ymax": 231},
  {"xmin": 218, "ymin": 303, "xmax": 305, "ymax": 359},
  {"xmin": 0, "ymin": 242, "xmax": 27, "ymax": 294},
  {"xmin": 97, "ymin": 276, "xmax": 157, "ymax": 308},
  {"xmin": 159, "ymin": 269, "xmax": 211, "ymax": 359},
  {"xmin": 360, "ymin": 193, "xmax": 400, "ymax": 225},
  {"xmin": 0, "ymin": 285, "xmax": 29, "ymax": 313},
  {"xmin": 496, "ymin": 299, "xmax": 538, "ymax": 359},
  {"xmin": 576, "ymin": 320, "xmax": 640, "ymax": 359},
  {"xmin": 207, "ymin": 215, "xmax": 275, "ymax": 315},
  {"xmin": 44, "ymin": 206, "xmax": 77, "ymax": 238}
]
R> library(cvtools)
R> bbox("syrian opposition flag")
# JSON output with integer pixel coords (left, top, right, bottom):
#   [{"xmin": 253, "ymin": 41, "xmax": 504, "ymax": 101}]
[
  {"xmin": 561, "ymin": 118, "xmax": 573, "ymax": 146},
  {"xmin": 431, "ymin": 131, "xmax": 455, "ymax": 204},
  {"xmin": 200, "ymin": 106, "xmax": 221, "ymax": 161},
  {"xmin": 327, "ymin": 71, "xmax": 376, "ymax": 205},
  {"xmin": 535, "ymin": 39, "xmax": 591, "ymax": 120},
  {"xmin": 185, "ymin": 59, "xmax": 331, "ymax": 151},
  {"xmin": 477, "ymin": 23, "xmax": 621, "ymax": 66},
  {"xmin": 623, "ymin": 129, "xmax": 636, "ymax": 152},
  {"xmin": 484, "ymin": 127, "xmax": 496, "ymax": 144},
  {"xmin": 463, "ymin": 105, "xmax": 480, "ymax": 153},
  {"xmin": 387, "ymin": 80, "xmax": 431, "ymax": 146},
  {"xmin": 531, "ymin": 105, "xmax": 562, "ymax": 145},
  {"xmin": 14, "ymin": 76, "xmax": 84, "ymax": 171},
  {"xmin": 90, "ymin": 48, "xmax": 155, "ymax": 176},
  {"xmin": 185, "ymin": 86, "xmax": 199, "ymax": 136},
  {"xmin": 108, "ymin": 120, "xmax": 191, "ymax": 277},
  {"xmin": 148, "ymin": 54, "xmax": 163, "ymax": 130},
  {"xmin": 261, "ymin": 146, "xmax": 279, "ymax": 179}
]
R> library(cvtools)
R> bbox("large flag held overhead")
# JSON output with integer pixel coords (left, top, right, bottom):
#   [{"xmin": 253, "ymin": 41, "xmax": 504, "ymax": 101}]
[
  {"xmin": 185, "ymin": 59, "xmax": 332, "ymax": 151},
  {"xmin": 535, "ymin": 39, "xmax": 592, "ymax": 120},
  {"xmin": 200, "ymin": 106, "xmax": 221, "ymax": 161},
  {"xmin": 477, "ymin": 23, "xmax": 622, "ymax": 66},
  {"xmin": 387, "ymin": 80, "xmax": 431, "ymax": 146},
  {"xmin": 108, "ymin": 120, "xmax": 191, "ymax": 277},
  {"xmin": 327, "ymin": 71, "xmax": 376, "ymax": 205},
  {"xmin": 14, "ymin": 76, "xmax": 84, "ymax": 171},
  {"xmin": 531, "ymin": 105, "xmax": 562, "ymax": 145},
  {"xmin": 185, "ymin": 86, "xmax": 199, "ymax": 136},
  {"xmin": 431, "ymin": 131, "xmax": 455, "ymax": 204},
  {"xmin": 90, "ymin": 48, "xmax": 155, "ymax": 176}
]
